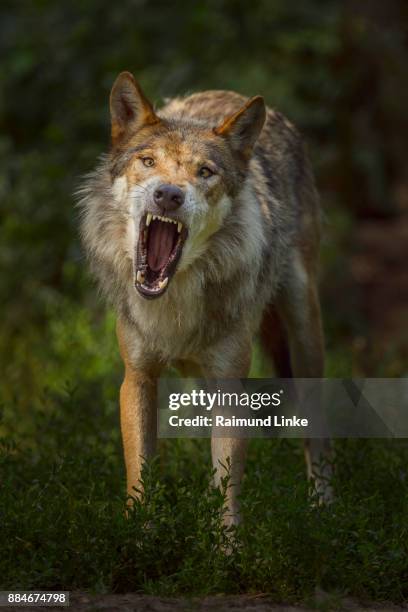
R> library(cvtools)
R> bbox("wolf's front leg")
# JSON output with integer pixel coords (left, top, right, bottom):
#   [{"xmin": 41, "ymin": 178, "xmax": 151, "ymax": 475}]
[
  {"xmin": 203, "ymin": 336, "xmax": 252, "ymax": 527},
  {"xmin": 120, "ymin": 367, "xmax": 158, "ymax": 503},
  {"xmin": 117, "ymin": 319, "xmax": 161, "ymax": 504},
  {"xmin": 211, "ymin": 437, "xmax": 248, "ymax": 527}
]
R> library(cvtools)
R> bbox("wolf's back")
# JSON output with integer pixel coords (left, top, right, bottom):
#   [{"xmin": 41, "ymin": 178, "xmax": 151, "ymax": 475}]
[{"xmin": 161, "ymin": 89, "xmax": 320, "ymax": 234}]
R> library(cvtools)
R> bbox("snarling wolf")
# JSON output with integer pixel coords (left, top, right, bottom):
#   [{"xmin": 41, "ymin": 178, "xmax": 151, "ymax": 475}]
[{"xmin": 79, "ymin": 71, "xmax": 332, "ymax": 524}]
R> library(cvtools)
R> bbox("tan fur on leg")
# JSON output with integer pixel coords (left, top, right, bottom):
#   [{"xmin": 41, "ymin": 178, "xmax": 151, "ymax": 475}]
[
  {"xmin": 202, "ymin": 336, "xmax": 252, "ymax": 526},
  {"xmin": 117, "ymin": 320, "xmax": 161, "ymax": 505},
  {"xmin": 120, "ymin": 369, "xmax": 158, "ymax": 503},
  {"xmin": 211, "ymin": 437, "xmax": 248, "ymax": 527}
]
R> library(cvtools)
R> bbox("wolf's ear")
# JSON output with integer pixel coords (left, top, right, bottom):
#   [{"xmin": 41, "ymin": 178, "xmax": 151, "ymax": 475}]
[
  {"xmin": 110, "ymin": 71, "xmax": 159, "ymax": 145},
  {"xmin": 214, "ymin": 96, "xmax": 266, "ymax": 158}
]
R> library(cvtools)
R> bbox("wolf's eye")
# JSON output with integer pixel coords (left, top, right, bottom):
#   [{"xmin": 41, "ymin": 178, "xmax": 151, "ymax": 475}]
[
  {"xmin": 198, "ymin": 166, "xmax": 214, "ymax": 179},
  {"xmin": 142, "ymin": 157, "xmax": 155, "ymax": 167}
]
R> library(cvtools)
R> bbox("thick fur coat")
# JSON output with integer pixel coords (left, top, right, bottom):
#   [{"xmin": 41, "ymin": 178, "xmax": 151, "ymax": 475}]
[{"xmin": 78, "ymin": 72, "xmax": 330, "ymax": 522}]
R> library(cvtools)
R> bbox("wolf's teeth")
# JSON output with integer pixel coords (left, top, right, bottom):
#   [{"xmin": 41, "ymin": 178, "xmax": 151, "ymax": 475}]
[
  {"xmin": 136, "ymin": 270, "xmax": 145, "ymax": 284},
  {"xmin": 158, "ymin": 277, "xmax": 168, "ymax": 290},
  {"xmin": 146, "ymin": 213, "xmax": 152, "ymax": 227},
  {"xmin": 177, "ymin": 222, "xmax": 183, "ymax": 233}
]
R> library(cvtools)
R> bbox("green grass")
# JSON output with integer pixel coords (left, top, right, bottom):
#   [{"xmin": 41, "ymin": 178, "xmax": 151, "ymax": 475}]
[{"xmin": 1, "ymin": 382, "xmax": 408, "ymax": 602}]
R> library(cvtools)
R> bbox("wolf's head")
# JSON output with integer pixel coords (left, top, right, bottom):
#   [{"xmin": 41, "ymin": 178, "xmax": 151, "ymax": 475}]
[{"xmin": 108, "ymin": 72, "xmax": 265, "ymax": 299}]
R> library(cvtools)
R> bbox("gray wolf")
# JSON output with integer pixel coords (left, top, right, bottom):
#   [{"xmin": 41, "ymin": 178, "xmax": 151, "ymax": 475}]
[{"xmin": 78, "ymin": 71, "xmax": 332, "ymax": 525}]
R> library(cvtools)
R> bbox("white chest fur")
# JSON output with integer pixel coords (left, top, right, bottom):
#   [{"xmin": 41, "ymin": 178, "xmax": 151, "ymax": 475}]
[{"xmin": 125, "ymin": 270, "xmax": 205, "ymax": 363}]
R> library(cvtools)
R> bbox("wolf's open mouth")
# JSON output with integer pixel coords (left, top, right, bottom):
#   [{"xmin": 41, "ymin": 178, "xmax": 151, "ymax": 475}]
[{"xmin": 135, "ymin": 213, "xmax": 188, "ymax": 298}]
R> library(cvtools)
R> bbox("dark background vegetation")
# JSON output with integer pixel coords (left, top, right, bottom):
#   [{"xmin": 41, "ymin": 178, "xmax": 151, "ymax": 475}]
[{"xmin": 1, "ymin": 0, "xmax": 408, "ymax": 603}]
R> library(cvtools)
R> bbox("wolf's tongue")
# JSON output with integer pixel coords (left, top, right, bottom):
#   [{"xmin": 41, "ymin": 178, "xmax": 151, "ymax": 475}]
[{"xmin": 147, "ymin": 220, "xmax": 177, "ymax": 272}]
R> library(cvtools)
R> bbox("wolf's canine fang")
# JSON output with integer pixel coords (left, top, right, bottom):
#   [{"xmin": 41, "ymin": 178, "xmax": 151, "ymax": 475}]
[{"xmin": 136, "ymin": 213, "xmax": 187, "ymax": 298}]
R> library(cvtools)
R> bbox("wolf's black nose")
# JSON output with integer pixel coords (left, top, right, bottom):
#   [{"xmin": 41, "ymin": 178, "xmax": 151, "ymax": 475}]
[{"xmin": 153, "ymin": 184, "xmax": 185, "ymax": 212}]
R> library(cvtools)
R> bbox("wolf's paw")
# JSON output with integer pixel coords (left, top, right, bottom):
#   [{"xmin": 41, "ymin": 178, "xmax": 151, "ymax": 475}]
[{"xmin": 311, "ymin": 476, "xmax": 334, "ymax": 506}]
